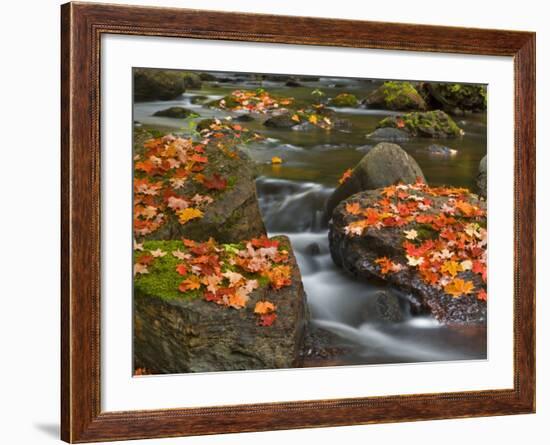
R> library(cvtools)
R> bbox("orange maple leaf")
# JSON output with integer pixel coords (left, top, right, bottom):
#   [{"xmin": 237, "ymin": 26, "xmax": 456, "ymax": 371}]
[{"xmin": 444, "ymin": 278, "xmax": 475, "ymax": 298}]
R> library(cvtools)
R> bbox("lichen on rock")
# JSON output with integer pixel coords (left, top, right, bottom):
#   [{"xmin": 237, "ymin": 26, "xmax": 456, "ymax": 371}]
[
  {"xmin": 364, "ymin": 81, "xmax": 427, "ymax": 111},
  {"xmin": 376, "ymin": 110, "xmax": 464, "ymax": 138}
]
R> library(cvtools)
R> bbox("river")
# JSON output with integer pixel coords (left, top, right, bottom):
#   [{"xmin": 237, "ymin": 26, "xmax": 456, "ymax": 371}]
[{"xmin": 134, "ymin": 73, "xmax": 487, "ymax": 366}]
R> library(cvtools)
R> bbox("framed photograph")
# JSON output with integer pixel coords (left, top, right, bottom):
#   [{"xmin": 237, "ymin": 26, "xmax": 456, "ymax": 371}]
[{"xmin": 61, "ymin": 2, "xmax": 535, "ymax": 442}]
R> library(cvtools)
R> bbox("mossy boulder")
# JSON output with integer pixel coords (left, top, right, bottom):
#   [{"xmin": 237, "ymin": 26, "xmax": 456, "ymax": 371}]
[
  {"xmin": 329, "ymin": 190, "xmax": 487, "ymax": 324},
  {"xmin": 208, "ymin": 94, "xmax": 241, "ymax": 109},
  {"xmin": 198, "ymin": 72, "xmax": 217, "ymax": 81},
  {"xmin": 134, "ymin": 68, "xmax": 186, "ymax": 101},
  {"xmin": 153, "ymin": 106, "xmax": 198, "ymax": 118},
  {"xmin": 136, "ymin": 129, "xmax": 266, "ymax": 243},
  {"xmin": 364, "ymin": 81, "xmax": 427, "ymax": 111},
  {"xmin": 182, "ymin": 73, "xmax": 202, "ymax": 89},
  {"xmin": 330, "ymin": 93, "xmax": 359, "ymax": 107},
  {"xmin": 420, "ymin": 83, "xmax": 487, "ymax": 115},
  {"xmin": 325, "ymin": 143, "xmax": 425, "ymax": 219},
  {"xmin": 134, "ymin": 236, "xmax": 308, "ymax": 373},
  {"xmin": 376, "ymin": 110, "xmax": 464, "ymax": 138},
  {"xmin": 263, "ymin": 112, "xmax": 299, "ymax": 129},
  {"xmin": 190, "ymin": 95, "xmax": 210, "ymax": 105}
]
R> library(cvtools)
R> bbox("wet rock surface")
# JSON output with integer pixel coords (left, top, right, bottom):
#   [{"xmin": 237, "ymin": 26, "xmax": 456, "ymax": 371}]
[
  {"xmin": 476, "ymin": 155, "xmax": 487, "ymax": 199},
  {"xmin": 134, "ymin": 68, "xmax": 186, "ymax": 101},
  {"xmin": 329, "ymin": 190, "xmax": 487, "ymax": 325},
  {"xmin": 325, "ymin": 143, "xmax": 425, "ymax": 219}
]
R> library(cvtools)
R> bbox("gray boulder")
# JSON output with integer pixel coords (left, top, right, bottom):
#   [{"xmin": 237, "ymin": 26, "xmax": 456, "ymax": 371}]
[
  {"xmin": 329, "ymin": 190, "xmax": 487, "ymax": 324},
  {"xmin": 264, "ymin": 112, "xmax": 299, "ymax": 129},
  {"xmin": 153, "ymin": 106, "xmax": 197, "ymax": 118},
  {"xmin": 134, "ymin": 68, "xmax": 186, "ymax": 101},
  {"xmin": 325, "ymin": 143, "xmax": 426, "ymax": 219},
  {"xmin": 476, "ymin": 155, "xmax": 487, "ymax": 199},
  {"xmin": 366, "ymin": 127, "xmax": 411, "ymax": 142}
]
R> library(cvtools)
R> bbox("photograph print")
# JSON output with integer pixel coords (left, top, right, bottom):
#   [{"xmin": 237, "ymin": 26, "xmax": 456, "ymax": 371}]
[{"xmin": 132, "ymin": 68, "xmax": 488, "ymax": 375}]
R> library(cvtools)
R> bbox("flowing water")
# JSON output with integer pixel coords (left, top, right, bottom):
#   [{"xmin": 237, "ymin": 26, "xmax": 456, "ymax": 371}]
[{"xmin": 134, "ymin": 74, "xmax": 487, "ymax": 366}]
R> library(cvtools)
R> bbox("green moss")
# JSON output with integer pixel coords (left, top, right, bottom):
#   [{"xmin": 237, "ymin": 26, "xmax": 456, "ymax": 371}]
[
  {"xmin": 134, "ymin": 238, "xmax": 287, "ymax": 301},
  {"xmin": 415, "ymin": 224, "xmax": 439, "ymax": 240},
  {"xmin": 377, "ymin": 110, "xmax": 462, "ymax": 138},
  {"xmin": 331, "ymin": 93, "xmax": 358, "ymax": 107},
  {"xmin": 134, "ymin": 240, "xmax": 199, "ymax": 301}
]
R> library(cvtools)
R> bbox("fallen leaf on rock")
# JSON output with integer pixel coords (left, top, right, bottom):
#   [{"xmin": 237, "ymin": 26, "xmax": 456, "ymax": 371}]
[
  {"xmin": 177, "ymin": 207, "xmax": 204, "ymax": 225},
  {"xmin": 258, "ymin": 313, "xmax": 277, "ymax": 327},
  {"xmin": 254, "ymin": 301, "xmax": 277, "ymax": 315},
  {"xmin": 444, "ymin": 278, "xmax": 475, "ymax": 298},
  {"xmin": 203, "ymin": 173, "xmax": 228, "ymax": 191}
]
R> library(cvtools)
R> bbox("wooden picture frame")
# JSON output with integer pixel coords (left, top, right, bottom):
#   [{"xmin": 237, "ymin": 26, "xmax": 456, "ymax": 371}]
[{"xmin": 61, "ymin": 2, "xmax": 535, "ymax": 442}]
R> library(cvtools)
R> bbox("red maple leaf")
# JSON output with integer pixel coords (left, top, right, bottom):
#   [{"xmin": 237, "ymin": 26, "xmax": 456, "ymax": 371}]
[
  {"xmin": 202, "ymin": 173, "xmax": 228, "ymax": 191},
  {"xmin": 258, "ymin": 313, "xmax": 277, "ymax": 327}
]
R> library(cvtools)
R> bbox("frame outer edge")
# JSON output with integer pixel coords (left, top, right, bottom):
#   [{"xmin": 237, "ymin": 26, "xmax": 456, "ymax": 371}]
[
  {"xmin": 515, "ymin": 33, "xmax": 536, "ymax": 413},
  {"xmin": 60, "ymin": 2, "xmax": 536, "ymax": 442},
  {"xmin": 60, "ymin": 2, "xmax": 72, "ymax": 442}
]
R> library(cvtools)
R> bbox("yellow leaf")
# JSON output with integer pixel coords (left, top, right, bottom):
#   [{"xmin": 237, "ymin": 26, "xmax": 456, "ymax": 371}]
[
  {"xmin": 177, "ymin": 207, "xmax": 203, "ymax": 225},
  {"xmin": 271, "ymin": 156, "xmax": 283, "ymax": 164},
  {"xmin": 291, "ymin": 114, "xmax": 301, "ymax": 122},
  {"xmin": 254, "ymin": 301, "xmax": 277, "ymax": 315},
  {"xmin": 308, "ymin": 114, "xmax": 318, "ymax": 124},
  {"xmin": 440, "ymin": 260, "xmax": 463, "ymax": 278},
  {"xmin": 444, "ymin": 278, "xmax": 475, "ymax": 298}
]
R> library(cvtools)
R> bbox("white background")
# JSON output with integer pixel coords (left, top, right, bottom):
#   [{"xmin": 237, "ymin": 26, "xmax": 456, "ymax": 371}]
[
  {"xmin": 102, "ymin": 35, "xmax": 514, "ymax": 411},
  {"xmin": 0, "ymin": 0, "xmax": 546, "ymax": 444}
]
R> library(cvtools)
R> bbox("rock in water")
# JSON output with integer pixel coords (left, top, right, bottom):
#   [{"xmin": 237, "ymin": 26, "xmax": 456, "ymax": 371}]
[
  {"xmin": 329, "ymin": 185, "xmax": 487, "ymax": 324},
  {"xmin": 135, "ymin": 128, "xmax": 266, "ymax": 243},
  {"xmin": 153, "ymin": 106, "xmax": 197, "ymax": 118},
  {"xmin": 376, "ymin": 110, "xmax": 464, "ymax": 138},
  {"xmin": 134, "ymin": 236, "xmax": 308, "ymax": 373},
  {"xmin": 427, "ymin": 144, "xmax": 458, "ymax": 157},
  {"xmin": 366, "ymin": 128, "xmax": 411, "ymax": 142},
  {"xmin": 133, "ymin": 68, "xmax": 186, "ymax": 101},
  {"xmin": 182, "ymin": 73, "xmax": 202, "ymax": 89},
  {"xmin": 476, "ymin": 155, "xmax": 487, "ymax": 199},
  {"xmin": 364, "ymin": 81, "xmax": 427, "ymax": 111},
  {"xmin": 419, "ymin": 82, "xmax": 487, "ymax": 116},
  {"xmin": 325, "ymin": 143, "xmax": 425, "ymax": 219},
  {"xmin": 330, "ymin": 93, "xmax": 359, "ymax": 107},
  {"xmin": 264, "ymin": 112, "xmax": 299, "ymax": 129}
]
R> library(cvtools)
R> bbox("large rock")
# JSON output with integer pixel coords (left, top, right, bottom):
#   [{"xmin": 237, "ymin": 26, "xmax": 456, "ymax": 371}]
[
  {"xmin": 135, "ymin": 129, "xmax": 266, "ymax": 243},
  {"xmin": 420, "ymin": 82, "xmax": 487, "ymax": 116},
  {"xmin": 153, "ymin": 106, "xmax": 197, "ymax": 118},
  {"xmin": 476, "ymin": 155, "xmax": 487, "ymax": 199},
  {"xmin": 134, "ymin": 236, "xmax": 308, "ymax": 373},
  {"xmin": 134, "ymin": 68, "xmax": 186, "ymax": 101},
  {"xmin": 263, "ymin": 112, "xmax": 299, "ymax": 129},
  {"xmin": 376, "ymin": 110, "xmax": 464, "ymax": 138},
  {"xmin": 325, "ymin": 143, "xmax": 425, "ymax": 218},
  {"xmin": 330, "ymin": 93, "xmax": 359, "ymax": 107},
  {"xmin": 364, "ymin": 81, "xmax": 427, "ymax": 111},
  {"xmin": 182, "ymin": 73, "xmax": 202, "ymax": 89},
  {"xmin": 329, "ymin": 189, "xmax": 487, "ymax": 324}
]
